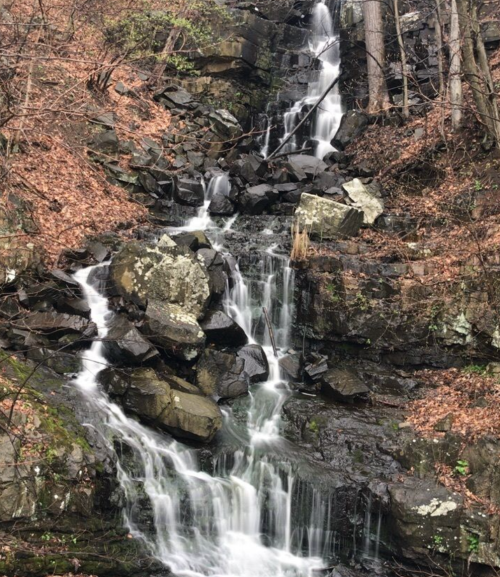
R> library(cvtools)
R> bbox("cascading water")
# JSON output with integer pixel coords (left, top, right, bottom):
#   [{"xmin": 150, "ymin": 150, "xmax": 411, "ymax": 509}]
[
  {"xmin": 278, "ymin": 0, "xmax": 343, "ymax": 159},
  {"xmin": 72, "ymin": 172, "xmax": 342, "ymax": 575}
]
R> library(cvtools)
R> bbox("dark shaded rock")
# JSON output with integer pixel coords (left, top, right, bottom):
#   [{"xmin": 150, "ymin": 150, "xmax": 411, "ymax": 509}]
[
  {"xmin": 231, "ymin": 154, "xmax": 268, "ymax": 184},
  {"xmin": 56, "ymin": 297, "xmax": 91, "ymax": 319},
  {"xmin": 209, "ymin": 109, "xmax": 243, "ymax": 140},
  {"xmin": 275, "ymin": 183, "xmax": 298, "ymax": 193},
  {"xmin": 89, "ymin": 130, "xmax": 119, "ymax": 154},
  {"xmin": 288, "ymin": 155, "xmax": 328, "ymax": 176},
  {"xmin": 174, "ymin": 178, "xmax": 205, "ymax": 207},
  {"xmin": 90, "ymin": 111, "xmax": 116, "ymax": 128},
  {"xmin": 197, "ymin": 249, "xmax": 227, "ymax": 298},
  {"xmin": 239, "ymin": 184, "xmax": 279, "ymax": 215},
  {"xmin": 18, "ymin": 282, "xmax": 59, "ymax": 308},
  {"xmin": 27, "ymin": 348, "xmax": 80, "ymax": 374},
  {"xmin": 282, "ymin": 190, "xmax": 302, "ymax": 204},
  {"xmin": 86, "ymin": 241, "xmax": 110, "ymax": 263},
  {"xmin": 104, "ymin": 315, "xmax": 158, "ymax": 365},
  {"xmin": 17, "ymin": 311, "xmax": 91, "ymax": 337},
  {"xmin": 196, "ymin": 349, "xmax": 250, "ymax": 400},
  {"xmin": 200, "ymin": 310, "xmax": 248, "ymax": 347},
  {"xmin": 49, "ymin": 269, "xmax": 80, "ymax": 287},
  {"xmin": 279, "ymin": 353, "xmax": 302, "ymax": 381},
  {"xmin": 142, "ymin": 300, "xmax": 206, "ymax": 362},
  {"xmin": 237, "ymin": 344, "xmax": 269, "ymax": 383},
  {"xmin": 304, "ymin": 353, "xmax": 328, "ymax": 382},
  {"xmin": 174, "ymin": 232, "xmax": 201, "ymax": 252},
  {"xmin": 209, "ymin": 193, "xmax": 235, "ymax": 216},
  {"xmin": 155, "ymin": 86, "xmax": 194, "ymax": 109},
  {"xmin": 332, "ymin": 111, "xmax": 368, "ymax": 150},
  {"xmin": 321, "ymin": 367, "xmax": 370, "ymax": 402},
  {"xmin": 283, "ymin": 160, "xmax": 307, "ymax": 182}
]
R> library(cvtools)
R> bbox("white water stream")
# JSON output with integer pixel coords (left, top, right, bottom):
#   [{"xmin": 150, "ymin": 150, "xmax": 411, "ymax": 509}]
[
  {"xmin": 70, "ymin": 3, "xmax": 356, "ymax": 573},
  {"xmin": 72, "ymin": 168, "xmax": 338, "ymax": 575},
  {"xmin": 278, "ymin": 0, "xmax": 343, "ymax": 159}
]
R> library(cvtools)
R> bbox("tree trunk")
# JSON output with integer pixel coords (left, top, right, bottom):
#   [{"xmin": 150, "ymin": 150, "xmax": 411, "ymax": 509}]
[
  {"xmin": 363, "ymin": 0, "xmax": 390, "ymax": 113},
  {"xmin": 434, "ymin": 0, "xmax": 445, "ymax": 97},
  {"xmin": 456, "ymin": 0, "xmax": 500, "ymax": 144},
  {"xmin": 449, "ymin": 0, "xmax": 463, "ymax": 130},
  {"xmin": 151, "ymin": 0, "xmax": 189, "ymax": 81},
  {"xmin": 393, "ymin": 0, "xmax": 409, "ymax": 118}
]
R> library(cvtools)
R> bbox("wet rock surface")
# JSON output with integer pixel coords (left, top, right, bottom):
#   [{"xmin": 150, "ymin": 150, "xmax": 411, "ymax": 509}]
[
  {"xmin": 196, "ymin": 349, "xmax": 250, "ymax": 400},
  {"xmin": 105, "ymin": 367, "xmax": 223, "ymax": 442}
]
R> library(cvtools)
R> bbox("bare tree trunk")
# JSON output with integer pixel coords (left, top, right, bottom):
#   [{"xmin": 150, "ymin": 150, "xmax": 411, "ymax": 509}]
[
  {"xmin": 151, "ymin": 0, "xmax": 188, "ymax": 81},
  {"xmin": 393, "ymin": 0, "xmax": 409, "ymax": 118},
  {"xmin": 456, "ymin": 0, "xmax": 500, "ymax": 144},
  {"xmin": 434, "ymin": 0, "xmax": 445, "ymax": 97},
  {"xmin": 449, "ymin": 0, "xmax": 463, "ymax": 130},
  {"xmin": 363, "ymin": 0, "xmax": 390, "ymax": 113}
]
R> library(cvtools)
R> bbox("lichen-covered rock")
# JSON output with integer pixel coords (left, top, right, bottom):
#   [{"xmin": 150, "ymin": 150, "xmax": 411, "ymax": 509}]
[
  {"xmin": 112, "ymin": 367, "xmax": 222, "ymax": 442},
  {"xmin": 295, "ymin": 193, "xmax": 364, "ymax": 239},
  {"xmin": 110, "ymin": 235, "xmax": 210, "ymax": 319},
  {"xmin": 388, "ymin": 478, "xmax": 464, "ymax": 559},
  {"xmin": 142, "ymin": 300, "xmax": 206, "ymax": 361},
  {"xmin": 342, "ymin": 178, "xmax": 384, "ymax": 225}
]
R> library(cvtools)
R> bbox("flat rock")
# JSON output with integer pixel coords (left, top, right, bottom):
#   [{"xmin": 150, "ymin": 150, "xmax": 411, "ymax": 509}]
[
  {"xmin": 321, "ymin": 367, "xmax": 370, "ymax": 401},
  {"xmin": 107, "ymin": 367, "xmax": 222, "ymax": 443},
  {"xmin": 288, "ymin": 155, "xmax": 328, "ymax": 176}
]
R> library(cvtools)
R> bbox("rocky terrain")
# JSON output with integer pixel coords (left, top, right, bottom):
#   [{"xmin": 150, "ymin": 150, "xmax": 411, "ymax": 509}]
[{"xmin": 1, "ymin": 0, "xmax": 500, "ymax": 576}]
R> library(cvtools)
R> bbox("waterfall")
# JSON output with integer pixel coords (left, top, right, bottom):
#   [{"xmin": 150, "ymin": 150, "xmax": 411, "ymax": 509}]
[
  {"xmin": 279, "ymin": 0, "xmax": 343, "ymax": 159},
  {"xmin": 71, "ymin": 174, "xmax": 341, "ymax": 575}
]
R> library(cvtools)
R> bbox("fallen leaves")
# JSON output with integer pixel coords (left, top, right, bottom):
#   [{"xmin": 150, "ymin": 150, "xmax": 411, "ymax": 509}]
[{"xmin": 407, "ymin": 368, "xmax": 500, "ymax": 441}]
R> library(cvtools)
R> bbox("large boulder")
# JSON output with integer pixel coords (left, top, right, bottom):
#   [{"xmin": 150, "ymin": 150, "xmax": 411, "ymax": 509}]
[
  {"xmin": 106, "ymin": 367, "xmax": 222, "ymax": 442},
  {"xmin": 332, "ymin": 111, "xmax": 368, "ymax": 150},
  {"xmin": 174, "ymin": 178, "xmax": 205, "ymax": 207},
  {"xmin": 239, "ymin": 184, "xmax": 279, "ymax": 215},
  {"xmin": 196, "ymin": 349, "xmax": 250, "ymax": 400},
  {"xmin": 142, "ymin": 300, "xmax": 206, "ymax": 362},
  {"xmin": 104, "ymin": 315, "xmax": 158, "ymax": 365},
  {"xmin": 294, "ymin": 193, "xmax": 364, "ymax": 239},
  {"xmin": 237, "ymin": 344, "xmax": 269, "ymax": 383},
  {"xmin": 342, "ymin": 179, "xmax": 384, "ymax": 225},
  {"xmin": 200, "ymin": 310, "xmax": 248, "ymax": 347},
  {"xmin": 321, "ymin": 367, "xmax": 370, "ymax": 402},
  {"xmin": 388, "ymin": 478, "xmax": 463, "ymax": 557},
  {"xmin": 110, "ymin": 235, "xmax": 210, "ymax": 319},
  {"xmin": 288, "ymin": 155, "xmax": 328, "ymax": 176}
]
